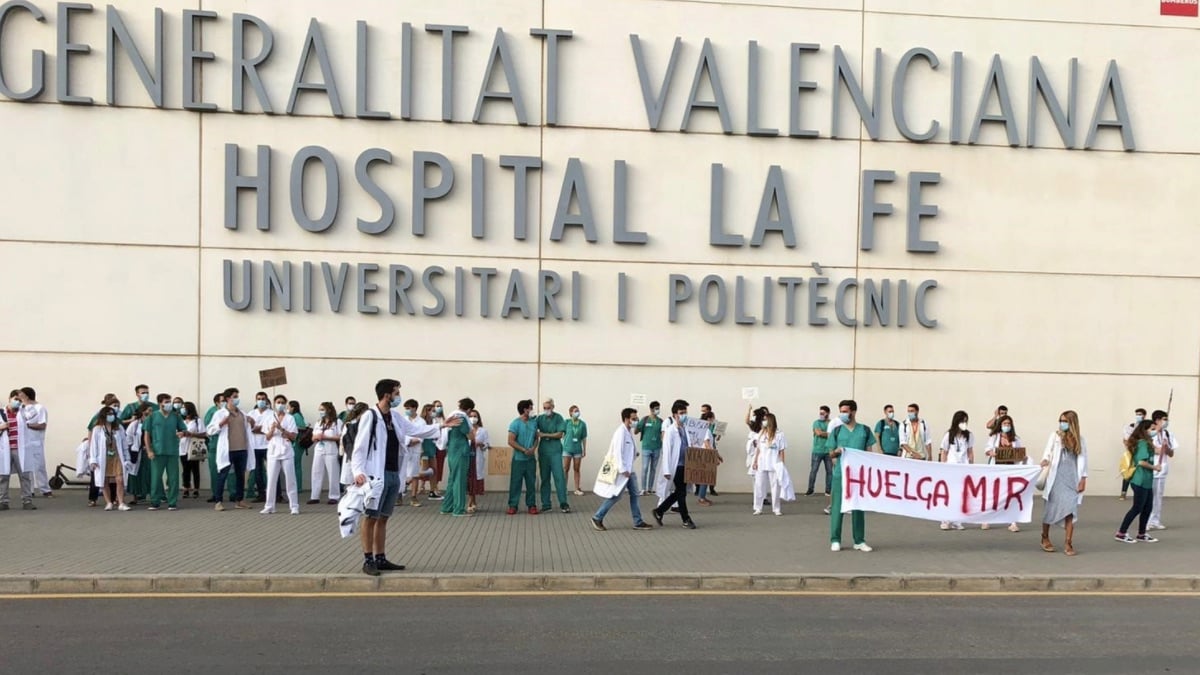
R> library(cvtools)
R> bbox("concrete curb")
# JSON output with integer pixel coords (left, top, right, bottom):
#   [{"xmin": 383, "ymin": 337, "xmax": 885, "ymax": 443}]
[{"xmin": 2, "ymin": 574, "xmax": 1198, "ymax": 595}]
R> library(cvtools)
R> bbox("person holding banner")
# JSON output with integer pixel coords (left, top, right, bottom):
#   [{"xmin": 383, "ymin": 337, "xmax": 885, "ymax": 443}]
[
  {"xmin": 591, "ymin": 407, "xmax": 654, "ymax": 531},
  {"xmin": 900, "ymin": 403, "xmax": 933, "ymax": 461},
  {"xmin": 828, "ymin": 400, "xmax": 875, "ymax": 552},
  {"xmin": 938, "ymin": 411, "xmax": 975, "ymax": 530},
  {"xmin": 1040, "ymin": 410, "xmax": 1089, "ymax": 555},
  {"xmin": 750, "ymin": 413, "xmax": 789, "ymax": 516},
  {"xmin": 1115, "ymin": 420, "xmax": 1160, "ymax": 545},
  {"xmin": 984, "ymin": 415, "xmax": 1024, "ymax": 532}
]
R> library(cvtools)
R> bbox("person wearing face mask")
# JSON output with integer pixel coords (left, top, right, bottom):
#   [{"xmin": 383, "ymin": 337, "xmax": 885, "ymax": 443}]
[
  {"xmin": 938, "ymin": 410, "xmax": 975, "ymax": 530},
  {"xmin": 535, "ymin": 398, "xmax": 571, "ymax": 514},
  {"xmin": 288, "ymin": 400, "xmax": 308, "ymax": 496},
  {"xmin": 430, "ymin": 400, "xmax": 447, "ymax": 499},
  {"xmin": 750, "ymin": 413, "xmax": 790, "ymax": 516},
  {"xmin": 87, "ymin": 394, "xmax": 121, "ymax": 431},
  {"xmin": 1115, "ymin": 419, "xmax": 1158, "ymax": 545},
  {"xmin": 178, "ymin": 402, "xmax": 207, "ymax": 499},
  {"xmin": 201, "ymin": 392, "xmax": 228, "ymax": 503},
  {"xmin": 142, "ymin": 392, "xmax": 188, "ymax": 511},
  {"xmin": 0, "ymin": 392, "xmax": 35, "ymax": 510},
  {"xmin": 123, "ymin": 403, "xmax": 153, "ymax": 504},
  {"xmin": 246, "ymin": 391, "xmax": 272, "ymax": 502},
  {"xmin": 1040, "ymin": 410, "xmax": 1089, "ymax": 555},
  {"xmin": 401, "ymin": 400, "xmax": 425, "ymax": 507},
  {"xmin": 340, "ymin": 402, "xmax": 370, "ymax": 489},
  {"xmin": 562, "ymin": 405, "xmax": 589, "ymax": 497},
  {"xmin": 828, "ymin": 399, "xmax": 875, "ymax": 552},
  {"xmin": 635, "ymin": 402, "xmax": 663, "ymax": 496},
  {"xmin": 874, "ymin": 405, "xmax": 901, "ymax": 457},
  {"xmin": 592, "ymin": 408, "xmax": 654, "ymax": 531},
  {"xmin": 467, "ymin": 411, "xmax": 489, "ymax": 514},
  {"xmin": 260, "ymin": 395, "xmax": 300, "ymax": 515},
  {"xmin": 308, "ymin": 401, "xmax": 344, "ymax": 505},
  {"xmin": 206, "ymin": 387, "xmax": 255, "ymax": 512},
  {"xmin": 338, "ymin": 396, "xmax": 357, "ymax": 424},
  {"xmin": 1119, "ymin": 407, "xmax": 1147, "ymax": 500},
  {"xmin": 1147, "ymin": 410, "xmax": 1177, "ymax": 531},
  {"xmin": 88, "ymin": 407, "xmax": 131, "ymax": 511},
  {"xmin": 805, "ymin": 406, "xmax": 832, "ymax": 499},
  {"xmin": 14, "ymin": 388, "xmax": 50, "ymax": 498},
  {"xmin": 506, "ymin": 399, "xmax": 540, "ymax": 515},
  {"xmin": 899, "ymin": 403, "xmax": 932, "ymax": 461},
  {"xmin": 440, "ymin": 398, "xmax": 478, "ymax": 517},
  {"xmin": 119, "ymin": 385, "xmax": 153, "ymax": 502},
  {"xmin": 984, "ymin": 414, "xmax": 1024, "ymax": 532},
  {"xmin": 651, "ymin": 400, "xmax": 698, "ymax": 530}
]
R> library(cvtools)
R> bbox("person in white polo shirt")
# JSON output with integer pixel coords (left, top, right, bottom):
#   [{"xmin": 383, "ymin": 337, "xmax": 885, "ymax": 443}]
[{"xmin": 1148, "ymin": 409, "xmax": 1176, "ymax": 530}]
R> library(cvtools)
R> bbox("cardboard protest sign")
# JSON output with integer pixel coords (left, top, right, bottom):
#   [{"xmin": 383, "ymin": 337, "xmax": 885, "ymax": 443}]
[{"xmin": 684, "ymin": 447, "xmax": 720, "ymax": 486}]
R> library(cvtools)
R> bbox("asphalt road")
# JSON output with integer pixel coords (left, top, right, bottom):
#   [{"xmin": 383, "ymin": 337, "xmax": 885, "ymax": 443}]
[{"xmin": 8, "ymin": 595, "xmax": 1197, "ymax": 673}]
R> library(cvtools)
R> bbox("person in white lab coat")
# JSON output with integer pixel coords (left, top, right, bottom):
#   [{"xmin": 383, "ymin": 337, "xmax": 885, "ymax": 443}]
[
  {"xmin": 983, "ymin": 414, "xmax": 1025, "ymax": 532},
  {"xmin": 258, "ymin": 395, "xmax": 299, "ymax": 515},
  {"xmin": 308, "ymin": 401, "xmax": 343, "ymax": 505},
  {"xmin": 591, "ymin": 407, "xmax": 654, "ymax": 531},
  {"xmin": 206, "ymin": 389, "xmax": 257, "ymax": 512},
  {"xmin": 15, "ymin": 388, "xmax": 50, "ymax": 498},
  {"xmin": 750, "ymin": 413, "xmax": 788, "ymax": 516},
  {"xmin": 88, "ymin": 408, "xmax": 131, "ymax": 511},
  {"xmin": 938, "ymin": 410, "xmax": 974, "ymax": 530},
  {"xmin": 1040, "ymin": 410, "xmax": 1089, "ymax": 556},
  {"xmin": 352, "ymin": 378, "xmax": 458, "ymax": 576},
  {"xmin": 651, "ymin": 400, "xmax": 698, "ymax": 530},
  {"xmin": 0, "ymin": 396, "xmax": 34, "ymax": 510},
  {"xmin": 1148, "ymin": 410, "xmax": 1177, "ymax": 530}
]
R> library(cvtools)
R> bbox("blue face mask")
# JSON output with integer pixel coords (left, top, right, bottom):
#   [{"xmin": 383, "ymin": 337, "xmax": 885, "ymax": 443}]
[
  {"xmin": 276, "ymin": 404, "xmax": 287, "ymax": 414},
  {"xmin": 256, "ymin": 400, "xmax": 267, "ymax": 409},
  {"xmin": 172, "ymin": 403, "xmax": 182, "ymax": 411},
  {"xmin": 319, "ymin": 411, "xmax": 327, "ymax": 418},
  {"xmin": 678, "ymin": 414, "xmax": 687, "ymax": 424},
  {"xmin": 1059, "ymin": 422, "xmax": 1070, "ymax": 432},
  {"xmin": 571, "ymin": 411, "xmax": 580, "ymax": 419},
  {"xmin": 106, "ymin": 414, "xmax": 116, "ymax": 423},
  {"xmin": 839, "ymin": 413, "xmax": 851, "ymax": 424},
  {"xmin": 139, "ymin": 394, "xmax": 150, "ymax": 402},
  {"xmin": 391, "ymin": 396, "xmax": 403, "ymax": 409},
  {"xmin": 404, "ymin": 409, "xmax": 416, "ymax": 418},
  {"xmin": 231, "ymin": 398, "xmax": 240, "ymax": 408},
  {"xmin": 907, "ymin": 412, "xmax": 917, "ymax": 421},
  {"xmin": 9, "ymin": 399, "xmax": 19, "ymax": 410},
  {"xmin": 434, "ymin": 406, "xmax": 443, "ymax": 415}
]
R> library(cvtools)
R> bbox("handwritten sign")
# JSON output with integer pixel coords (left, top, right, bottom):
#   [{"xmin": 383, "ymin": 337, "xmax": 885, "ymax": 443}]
[
  {"xmin": 993, "ymin": 447, "xmax": 1027, "ymax": 465},
  {"xmin": 741, "ymin": 387, "xmax": 759, "ymax": 401},
  {"xmin": 488, "ymin": 446, "xmax": 512, "ymax": 476},
  {"xmin": 259, "ymin": 367, "xmax": 287, "ymax": 388},
  {"xmin": 840, "ymin": 451, "xmax": 1040, "ymax": 524},
  {"xmin": 630, "ymin": 393, "xmax": 648, "ymax": 407},
  {"xmin": 682, "ymin": 417, "xmax": 712, "ymax": 448},
  {"xmin": 683, "ymin": 447, "xmax": 720, "ymax": 486},
  {"xmin": 714, "ymin": 421, "xmax": 728, "ymax": 439}
]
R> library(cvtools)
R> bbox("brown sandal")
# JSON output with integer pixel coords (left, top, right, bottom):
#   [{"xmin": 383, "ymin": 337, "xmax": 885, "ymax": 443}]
[
  {"xmin": 1064, "ymin": 544, "xmax": 1077, "ymax": 557},
  {"xmin": 1040, "ymin": 538, "xmax": 1056, "ymax": 553}
]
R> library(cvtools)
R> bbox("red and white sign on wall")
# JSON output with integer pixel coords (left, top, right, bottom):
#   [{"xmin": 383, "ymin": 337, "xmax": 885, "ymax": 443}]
[{"xmin": 1162, "ymin": 0, "xmax": 1199, "ymax": 17}]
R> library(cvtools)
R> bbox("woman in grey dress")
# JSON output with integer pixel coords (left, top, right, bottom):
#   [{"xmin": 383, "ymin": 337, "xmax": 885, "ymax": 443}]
[{"xmin": 1040, "ymin": 410, "xmax": 1089, "ymax": 556}]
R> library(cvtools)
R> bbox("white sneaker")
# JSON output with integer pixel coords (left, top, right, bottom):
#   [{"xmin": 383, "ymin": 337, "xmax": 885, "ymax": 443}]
[
  {"xmin": 830, "ymin": 542, "xmax": 841, "ymax": 552},
  {"xmin": 1008, "ymin": 523, "xmax": 1020, "ymax": 532},
  {"xmin": 104, "ymin": 503, "xmax": 113, "ymax": 511},
  {"xmin": 952, "ymin": 522, "xmax": 965, "ymax": 530},
  {"xmin": 118, "ymin": 503, "xmax": 131, "ymax": 511},
  {"xmin": 752, "ymin": 510, "xmax": 762, "ymax": 516},
  {"xmin": 823, "ymin": 507, "xmax": 831, "ymax": 515},
  {"xmin": 1149, "ymin": 523, "xmax": 1167, "ymax": 531},
  {"xmin": 260, "ymin": 507, "xmax": 274, "ymax": 515},
  {"xmin": 853, "ymin": 543, "xmax": 873, "ymax": 552},
  {"xmin": 773, "ymin": 511, "xmax": 783, "ymax": 517},
  {"xmin": 940, "ymin": 522, "xmax": 950, "ymax": 530},
  {"xmin": 290, "ymin": 509, "xmax": 300, "ymax": 515}
]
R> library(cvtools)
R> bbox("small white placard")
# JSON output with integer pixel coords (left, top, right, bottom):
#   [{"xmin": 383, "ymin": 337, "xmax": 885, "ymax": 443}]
[
  {"xmin": 630, "ymin": 393, "xmax": 648, "ymax": 407},
  {"xmin": 741, "ymin": 387, "xmax": 759, "ymax": 401}
]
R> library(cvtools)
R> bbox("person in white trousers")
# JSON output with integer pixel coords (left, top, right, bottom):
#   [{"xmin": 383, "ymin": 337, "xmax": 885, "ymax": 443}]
[
  {"xmin": 938, "ymin": 410, "xmax": 974, "ymax": 530},
  {"xmin": 750, "ymin": 413, "xmax": 788, "ymax": 516},
  {"xmin": 1148, "ymin": 410, "xmax": 1177, "ymax": 530},
  {"xmin": 262, "ymin": 395, "xmax": 300, "ymax": 514},
  {"xmin": 308, "ymin": 402, "xmax": 343, "ymax": 505},
  {"xmin": 14, "ymin": 388, "xmax": 50, "ymax": 497}
]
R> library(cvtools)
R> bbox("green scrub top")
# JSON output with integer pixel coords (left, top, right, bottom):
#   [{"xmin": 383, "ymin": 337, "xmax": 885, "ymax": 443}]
[
  {"xmin": 563, "ymin": 419, "xmax": 588, "ymax": 455},
  {"xmin": 874, "ymin": 419, "xmax": 901, "ymax": 455},
  {"xmin": 144, "ymin": 410, "xmax": 187, "ymax": 456},
  {"xmin": 811, "ymin": 419, "xmax": 829, "ymax": 456},
  {"xmin": 1130, "ymin": 440, "xmax": 1154, "ymax": 489},
  {"xmin": 536, "ymin": 412, "xmax": 566, "ymax": 453},
  {"xmin": 635, "ymin": 416, "xmax": 663, "ymax": 453},
  {"xmin": 830, "ymin": 423, "xmax": 875, "ymax": 459},
  {"xmin": 447, "ymin": 418, "xmax": 471, "ymax": 456},
  {"xmin": 508, "ymin": 417, "xmax": 538, "ymax": 462}
]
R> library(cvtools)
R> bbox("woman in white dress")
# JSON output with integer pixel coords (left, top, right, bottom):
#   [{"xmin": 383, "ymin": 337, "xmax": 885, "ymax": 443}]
[
  {"xmin": 939, "ymin": 410, "xmax": 974, "ymax": 530},
  {"xmin": 983, "ymin": 414, "xmax": 1024, "ymax": 532},
  {"xmin": 750, "ymin": 413, "xmax": 788, "ymax": 516}
]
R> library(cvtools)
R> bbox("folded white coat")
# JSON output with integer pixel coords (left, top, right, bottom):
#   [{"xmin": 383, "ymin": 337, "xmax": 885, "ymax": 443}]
[{"xmin": 338, "ymin": 483, "xmax": 370, "ymax": 539}]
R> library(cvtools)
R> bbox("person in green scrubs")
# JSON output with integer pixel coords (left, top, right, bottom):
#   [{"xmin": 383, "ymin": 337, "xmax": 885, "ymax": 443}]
[
  {"xmin": 562, "ymin": 405, "xmax": 588, "ymax": 495},
  {"xmin": 289, "ymin": 400, "xmax": 307, "ymax": 495},
  {"xmin": 874, "ymin": 404, "xmax": 901, "ymax": 457},
  {"xmin": 829, "ymin": 399, "xmax": 875, "ymax": 552},
  {"xmin": 806, "ymin": 406, "xmax": 832, "ymax": 497},
  {"xmin": 536, "ymin": 398, "xmax": 569, "ymax": 513},
  {"xmin": 439, "ymin": 398, "xmax": 476, "ymax": 517},
  {"xmin": 507, "ymin": 399, "xmax": 539, "ymax": 514},
  {"xmin": 635, "ymin": 402, "xmax": 663, "ymax": 496},
  {"xmin": 144, "ymin": 393, "xmax": 187, "ymax": 510},
  {"xmin": 120, "ymin": 384, "xmax": 153, "ymax": 501}
]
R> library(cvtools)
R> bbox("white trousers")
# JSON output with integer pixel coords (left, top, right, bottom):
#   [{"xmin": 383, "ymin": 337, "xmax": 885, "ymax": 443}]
[
  {"xmin": 753, "ymin": 470, "xmax": 780, "ymax": 514},
  {"xmin": 1149, "ymin": 475, "xmax": 1166, "ymax": 526},
  {"xmin": 27, "ymin": 444, "xmax": 49, "ymax": 493},
  {"xmin": 310, "ymin": 453, "xmax": 341, "ymax": 501},
  {"xmin": 266, "ymin": 458, "xmax": 299, "ymax": 511}
]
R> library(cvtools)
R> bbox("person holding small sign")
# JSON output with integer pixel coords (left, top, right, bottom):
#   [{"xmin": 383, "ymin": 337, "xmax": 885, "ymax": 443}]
[
  {"xmin": 749, "ymin": 413, "xmax": 788, "ymax": 516},
  {"xmin": 984, "ymin": 415, "xmax": 1025, "ymax": 532},
  {"xmin": 828, "ymin": 400, "xmax": 874, "ymax": 552}
]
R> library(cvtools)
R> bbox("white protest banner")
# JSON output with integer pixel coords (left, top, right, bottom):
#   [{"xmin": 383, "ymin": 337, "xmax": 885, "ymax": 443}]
[
  {"xmin": 741, "ymin": 387, "xmax": 759, "ymax": 401},
  {"xmin": 682, "ymin": 417, "xmax": 712, "ymax": 448},
  {"xmin": 839, "ymin": 451, "xmax": 1041, "ymax": 524}
]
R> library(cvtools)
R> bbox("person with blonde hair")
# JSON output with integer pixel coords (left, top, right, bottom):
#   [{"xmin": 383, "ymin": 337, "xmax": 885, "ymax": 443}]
[
  {"xmin": 1040, "ymin": 410, "xmax": 1089, "ymax": 556},
  {"xmin": 749, "ymin": 412, "xmax": 789, "ymax": 516}
]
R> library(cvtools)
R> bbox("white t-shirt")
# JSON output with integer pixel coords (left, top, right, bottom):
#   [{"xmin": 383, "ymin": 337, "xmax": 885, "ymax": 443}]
[
  {"xmin": 177, "ymin": 419, "xmax": 201, "ymax": 455},
  {"xmin": 940, "ymin": 430, "xmax": 974, "ymax": 464},
  {"xmin": 1154, "ymin": 429, "xmax": 1179, "ymax": 478},
  {"xmin": 247, "ymin": 408, "xmax": 270, "ymax": 448},
  {"xmin": 752, "ymin": 430, "xmax": 788, "ymax": 473}
]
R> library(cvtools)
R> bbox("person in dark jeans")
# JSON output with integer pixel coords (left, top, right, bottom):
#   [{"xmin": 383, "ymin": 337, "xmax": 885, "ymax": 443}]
[
  {"xmin": 1116, "ymin": 420, "xmax": 1162, "ymax": 543},
  {"xmin": 1119, "ymin": 408, "xmax": 1146, "ymax": 500},
  {"xmin": 651, "ymin": 400, "xmax": 697, "ymax": 530},
  {"xmin": 806, "ymin": 406, "xmax": 832, "ymax": 496}
]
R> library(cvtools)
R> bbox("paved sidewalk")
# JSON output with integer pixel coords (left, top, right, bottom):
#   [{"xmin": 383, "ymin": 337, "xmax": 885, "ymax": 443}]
[{"xmin": 1, "ymin": 488, "xmax": 1196, "ymax": 593}]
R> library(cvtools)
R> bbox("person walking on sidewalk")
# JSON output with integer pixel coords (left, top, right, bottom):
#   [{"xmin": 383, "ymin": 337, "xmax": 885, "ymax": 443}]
[
  {"xmin": 537, "ymin": 398, "xmax": 570, "ymax": 513},
  {"xmin": 1041, "ymin": 410, "xmax": 1089, "ymax": 555},
  {"xmin": 1115, "ymin": 419, "xmax": 1159, "ymax": 546},
  {"xmin": 1119, "ymin": 407, "xmax": 1146, "ymax": 500},
  {"xmin": 562, "ymin": 405, "xmax": 589, "ymax": 497},
  {"xmin": 828, "ymin": 399, "xmax": 875, "ymax": 553},
  {"xmin": 0, "ymin": 398, "xmax": 34, "ymax": 510},
  {"xmin": 592, "ymin": 407, "xmax": 653, "ymax": 532},
  {"xmin": 506, "ymin": 399, "xmax": 539, "ymax": 515},
  {"xmin": 651, "ymin": 400, "xmax": 697, "ymax": 530},
  {"xmin": 208, "ymin": 389, "xmax": 255, "ymax": 512},
  {"xmin": 352, "ymin": 379, "xmax": 457, "ymax": 576}
]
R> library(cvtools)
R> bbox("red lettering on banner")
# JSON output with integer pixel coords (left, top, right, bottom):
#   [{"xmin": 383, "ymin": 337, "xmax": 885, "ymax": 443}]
[
  {"xmin": 990, "ymin": 477, "xmax": 1001, "ymax": 511},
  {"xmin": 884, "ymin": 470, "xmax": 901, "ymax": 500},
  {"xmin": 845, "ymin": 465, "xmax": 866, "ymax": 498},
  {"xmin": 866, "ymin": 468, "xmax": 884, "ymax": 497},
  {"xmin": 916, "ymin": 476, "xmax": 932, "ymax": 508},
  {"xmin": 932, "ymin": 480, "xmax": 950, "ymax": 507},
  {"xmin": 1004, "ymin": 476, "xmax": 1029, "ymax": 511},
  {"xmin": 1162, "ymin": 0, "xmax": 1199, "ymax": 18},
  {"xmin": 962, "ymin": 475, "xmax": 987, "ymax": 514}
]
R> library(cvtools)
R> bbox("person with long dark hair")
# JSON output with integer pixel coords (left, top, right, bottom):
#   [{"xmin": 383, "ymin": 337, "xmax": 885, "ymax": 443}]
[
  {"xmin": 1115, "ymin": 419, "xmax": 1160, "ymax": 545},
  {"xmin": 938, "ymin": 410, "xmax": 974, "ymax": 530},
  {"xmin": 1040, "ymin": 410, "xmax": 1089, "ymax": 555},
  {"xmin": 983, "ymin": 414, "xmax": 1024, "ymax": 532},
  {"xmin": 178, "ymin": 402, "xmax": 206, "ymax": 499}
]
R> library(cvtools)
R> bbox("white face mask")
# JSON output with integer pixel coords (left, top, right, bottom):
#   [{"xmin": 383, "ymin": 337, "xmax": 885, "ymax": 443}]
[{"xmin": 958, "ymin": 423, "xmax": 968, "ymax": 431}]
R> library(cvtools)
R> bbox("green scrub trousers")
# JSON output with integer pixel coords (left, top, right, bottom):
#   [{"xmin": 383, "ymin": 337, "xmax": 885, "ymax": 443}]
[
  {"xmin": 149, "ymin": 454, "xmax": 181, "ymax": 508},
  {"xmin": 508, "ymin": 458, "xmax": 537, "ymax": 509},
  {"xmin": 539, "ymin": 447, "xmax": 568, "ymax": 510},
  {"xmin": 829, "ymin": 457, "xmax": 866, "ymax": 545},
  {"xmin": 440, "ymin": 448, "xmax": 469, "ymax": 515}
]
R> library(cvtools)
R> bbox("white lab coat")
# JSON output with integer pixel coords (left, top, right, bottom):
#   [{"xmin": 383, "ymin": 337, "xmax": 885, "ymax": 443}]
[
  {"xmin": 594, "ymin": 424, "xmax": 637, "ymax": 499},
  {"xmin": 351, "ymin": 407, "xmax": 441, "ymax": 481},
  {"xmin": 247, "ymin": 407, "xmax": 270, "ymax": 449},
  {"xmin": 206, "ymin": 408, "xmax": 258, "ymax": 472},
  {"xmin": 312, "ymin": 420, "xmax": 344, "ymax": 456},
  {"xmin": 0, "ymin": 408, "xmax": 22, "ymax": 476},
  {"xmin": 125, "ymin": 418, "xmax": 145, "ymax": 476},
  {"xmin": 19, "ymin": 403, "xmax": 47, "ymax": 490},
  {"xmin": 262, "ymin": 413, "xmax": 299, "ymax": 461},
  {"xmin": 939, "ymin": 431, "xmax": 974, "ymax": 465},
  {"xmin": 1040, "ymin": 433, "xmax": 1089, "ymax": 505},
  {"xmin": 474, "ymin": 427, "xmax": 491, "ymax": 481},
  {"xmin": 749, "ymin": 431, "xmax": 788, "ymax": 475},
  {"xmin": 900, "ymin": 418, "xmax": 932, "ymax": 458},
  {"xmin": 1154, "ymin": 429, "xmax": 1179, "ymax": 478},
  {"xmin": 88, "ymin": 425, "xmax": 130, "ymax": 487},
  {"xmin": 656, "ymin": 420, "xmax": 684, "ymax": 503}
]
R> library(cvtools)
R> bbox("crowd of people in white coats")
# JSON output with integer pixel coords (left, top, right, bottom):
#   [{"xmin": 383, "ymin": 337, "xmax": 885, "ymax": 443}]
[{"xmin": 0, "ymin": 380, "xmax": 1178, "ymax": 573}]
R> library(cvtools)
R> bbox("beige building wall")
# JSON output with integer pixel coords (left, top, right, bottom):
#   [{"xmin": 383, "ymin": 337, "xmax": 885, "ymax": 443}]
[{"xmin": 1, "ymin": 0, "xmax": 1195, "ymax": 495}]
